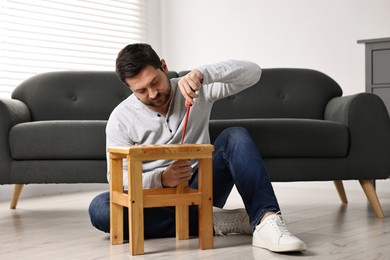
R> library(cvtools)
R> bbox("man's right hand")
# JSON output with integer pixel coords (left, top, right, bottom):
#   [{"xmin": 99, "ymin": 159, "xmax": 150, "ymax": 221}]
[
  {"xmin": 178, "ymin": 69, "xmax": 203, "ymax": 105},
  {"xmin": 161, "ymin": 159, "xmax": 192, "ymax": 187}
]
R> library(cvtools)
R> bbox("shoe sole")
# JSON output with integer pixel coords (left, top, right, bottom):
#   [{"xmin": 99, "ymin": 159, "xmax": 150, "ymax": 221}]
[{"xmin": 252, "ymin": 237, "xmax": 307, "ymax": 252}]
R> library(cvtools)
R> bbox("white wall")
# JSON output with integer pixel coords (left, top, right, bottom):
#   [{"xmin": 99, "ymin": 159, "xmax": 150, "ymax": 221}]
[
  {"xmin": 160, "ymin": 0, "xmax": 390, "ymax": 95},
  {"xmin": 145, "ymin": 0, "xmax": 162, "ymax": 55}
]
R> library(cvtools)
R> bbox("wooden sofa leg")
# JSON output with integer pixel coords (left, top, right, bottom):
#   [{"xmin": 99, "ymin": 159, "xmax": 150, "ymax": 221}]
[
  {"xmin": 359, "ymin": 180, "xmax": 384, "ymax": 218},
  {"xmin": 10, "ymin": 184, "xmax": 24, "ymax": 209},
  {"xmin": 334, "ymin": 180, "xmax": 348, "ymax": 204}
]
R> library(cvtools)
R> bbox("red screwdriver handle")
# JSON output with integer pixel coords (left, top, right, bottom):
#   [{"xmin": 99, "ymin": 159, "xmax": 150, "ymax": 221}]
[
  {"xmin": 185, "ymin": 100, "xmax": 192, "ymax": 107},
  {"xmin": 181, "ymin": 101, "xmax": 192, "ymax": 143}
]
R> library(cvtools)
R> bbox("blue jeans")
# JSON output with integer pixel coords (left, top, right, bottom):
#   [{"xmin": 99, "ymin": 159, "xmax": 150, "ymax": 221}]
[{"xmin": 89, "ymin": 127, "xmax": 280, "ymax": 239}]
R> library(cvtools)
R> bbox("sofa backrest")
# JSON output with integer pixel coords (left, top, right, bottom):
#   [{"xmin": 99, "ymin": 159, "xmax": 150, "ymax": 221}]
[
  {"xmin": 12, "ymin": 71, "xmax": 130, "ymax": 121},
  {"xmin": 12, "ymin": 68, "xmax": 342, "ymax": 121},
  {"xmin": 210, "ymin": 68, "xmax": 343, "ymax": 120},
  {"xmin": 12, "ymin": 71, "xmax": 181, "ymax": 121}
]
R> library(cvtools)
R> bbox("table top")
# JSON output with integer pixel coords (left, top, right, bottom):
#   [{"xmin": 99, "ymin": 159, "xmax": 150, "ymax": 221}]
[
  {"xmin": 357, "ymin": 37, "xmax": 390, "ymax": 44},
  {"xmin": 108, "ymin": 144, "xmax": 214, "ymax": 160}
]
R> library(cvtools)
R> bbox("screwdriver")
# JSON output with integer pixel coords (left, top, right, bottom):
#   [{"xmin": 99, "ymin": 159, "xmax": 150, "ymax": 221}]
[{"xmin": 181, "ymin": 100, "xmax": 192, "ymax": 144}]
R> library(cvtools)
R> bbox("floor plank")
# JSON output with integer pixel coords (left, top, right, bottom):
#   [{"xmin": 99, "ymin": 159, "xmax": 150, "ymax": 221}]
[{"xmin": 1, "ymin": 180, "xmax": 390, "ymax": 259}]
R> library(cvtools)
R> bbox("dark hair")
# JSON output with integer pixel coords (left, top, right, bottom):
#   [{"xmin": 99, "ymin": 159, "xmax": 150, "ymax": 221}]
[{"xmin": 116, "ymin": 43, "xmax": 162, "ymax": 85}]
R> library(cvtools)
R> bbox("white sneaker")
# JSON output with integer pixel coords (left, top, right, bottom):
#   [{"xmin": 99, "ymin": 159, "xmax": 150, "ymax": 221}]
[
  {"xmin": 252, "ymin": 212, "xmax": 306, "ymax": 252},
  {"xmin": 213, "ymin": 207, "xmax": 253, "ymax": 236}
]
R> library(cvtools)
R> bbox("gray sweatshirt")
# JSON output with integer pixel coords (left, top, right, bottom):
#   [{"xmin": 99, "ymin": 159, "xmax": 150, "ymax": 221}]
[{"xmin": 106, "ymin": 59, "xmax": 261, "ymax": 189}]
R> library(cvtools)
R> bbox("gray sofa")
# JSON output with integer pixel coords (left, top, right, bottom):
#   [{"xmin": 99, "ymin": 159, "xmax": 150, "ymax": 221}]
[{"xmin": 1, "ymin": 69, "xmax": 389, "ymax": 218}]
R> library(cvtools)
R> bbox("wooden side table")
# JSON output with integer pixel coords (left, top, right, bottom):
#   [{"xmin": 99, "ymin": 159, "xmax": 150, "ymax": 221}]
[{"xmin": 108, "ymin": 144, "xmax": 214, "ymax": 255}]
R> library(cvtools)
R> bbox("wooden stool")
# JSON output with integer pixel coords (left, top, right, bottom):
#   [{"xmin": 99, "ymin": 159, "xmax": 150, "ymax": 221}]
[{"xmin": 108, "ymin": 144, "xmax": 214, "ymax": 255}]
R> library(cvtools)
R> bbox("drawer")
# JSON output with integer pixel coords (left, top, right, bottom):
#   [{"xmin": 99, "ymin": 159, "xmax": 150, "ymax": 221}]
[{"xmin": 373, "ymin": 49, "xmax": 390, "ymax": 85}]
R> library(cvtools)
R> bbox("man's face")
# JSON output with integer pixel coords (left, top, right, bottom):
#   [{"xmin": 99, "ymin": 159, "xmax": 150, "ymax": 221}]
[{"xmin": 126, "ymin": 64, "xmax": 171, "ymax": 108}]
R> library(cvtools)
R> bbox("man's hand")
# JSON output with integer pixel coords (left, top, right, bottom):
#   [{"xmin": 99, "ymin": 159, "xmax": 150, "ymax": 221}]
[
  {"xmin": 178, "ymin": 69, "xmax": 203, "ymax": 105},
  {"xmin": 162, "ymin": 160, "xmax": 192, "ymax": 187}
]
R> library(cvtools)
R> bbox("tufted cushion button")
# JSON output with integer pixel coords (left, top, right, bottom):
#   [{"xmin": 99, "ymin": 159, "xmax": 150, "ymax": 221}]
[
  {"xmin": 70, "ymin": 96, "xmax": 78, "ymax": 102},
  {"xmin": 279, "ymin": 93, "xmax": 286, "ymax": 99}
]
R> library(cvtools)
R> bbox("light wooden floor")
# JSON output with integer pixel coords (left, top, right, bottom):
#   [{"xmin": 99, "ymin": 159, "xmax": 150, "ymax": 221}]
[{"xmin": 1, "ymin": 181, "xmax": 390, "ymax": 260}]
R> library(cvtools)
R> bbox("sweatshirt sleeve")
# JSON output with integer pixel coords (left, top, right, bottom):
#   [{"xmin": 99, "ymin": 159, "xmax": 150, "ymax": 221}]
[{"xmin": 197, "ymin": 59, "xmax": 262, "ymax": 102}]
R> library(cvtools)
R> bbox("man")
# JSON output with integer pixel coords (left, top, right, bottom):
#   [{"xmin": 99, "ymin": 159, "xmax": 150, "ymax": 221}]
[{"xmin": 89, "ymin": 43, "xmax": 306, "ymax": 252}]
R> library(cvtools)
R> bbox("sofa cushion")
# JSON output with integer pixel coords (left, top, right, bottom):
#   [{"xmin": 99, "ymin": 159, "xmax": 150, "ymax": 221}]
[
  {"xmin": 11, "ymin": 71, "xmax": 131, "ymax": 121},
  {"xmin": 9, "ymin": 119, "xmax": 349, "ymax": 160},
  {"xmin": 210, "ymin": 68, "xmax": 343, "ymax": 120},
  {"xmin": 11, "ymin": 71, "xmax": 180, "ymax": 122},
  {"xmin": 209, "ymin": 119, "xmax": 349, "ymax": 158},
  {"xmin": 10, "ymin": 121, "xmax": 107, "ymax": 159}
]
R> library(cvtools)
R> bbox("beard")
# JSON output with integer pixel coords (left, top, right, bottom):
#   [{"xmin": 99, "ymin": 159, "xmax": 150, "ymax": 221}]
[
  {"xmin": 144, "ymin": 91, "xmax": 171, "ymax": 107},
  {"xmin": 140, "ymin": 74, "xmax": 172, "ymax": 108}
]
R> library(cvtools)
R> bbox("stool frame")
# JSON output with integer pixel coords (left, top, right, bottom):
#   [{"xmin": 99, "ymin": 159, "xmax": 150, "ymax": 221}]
[{"xmin": 108, "ymin": 144, "xmax": 214, "ymax": 255}]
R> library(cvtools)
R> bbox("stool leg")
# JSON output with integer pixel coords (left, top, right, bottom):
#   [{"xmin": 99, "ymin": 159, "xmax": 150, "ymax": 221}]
[
  {"xmin": 128, "ymin": 158, "xmax": 144, "ymax": 255},
  {"xmin": 176, "ymin": 181, "xmax": 189, "ymax": 240},
  {"xmin": 110, "ymin": 157, "xmax": 124, "ymax": 245},
  {"xmin": 198, "ymin": 157, "xmax": 214, "ymax": 249}
]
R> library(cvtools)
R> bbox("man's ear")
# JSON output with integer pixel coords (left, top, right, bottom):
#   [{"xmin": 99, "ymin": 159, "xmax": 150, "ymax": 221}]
[{"xmin": 161, "ymin": 59, "xmax": 168, "ymax": 73}]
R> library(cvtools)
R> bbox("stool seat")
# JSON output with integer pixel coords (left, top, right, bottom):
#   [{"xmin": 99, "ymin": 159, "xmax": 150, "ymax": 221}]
[{"xmin": 108, "ymin": 144, "xmax": 214, "ymax": 255}]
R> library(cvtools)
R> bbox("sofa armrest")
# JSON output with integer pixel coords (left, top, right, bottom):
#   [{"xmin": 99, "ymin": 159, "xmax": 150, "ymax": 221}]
[
  {"xmin": 325, "ymin": 93, "xmax": 390, "ymax": 179},
  {"xmin": 0, "ymin": 98, "xmax": 31, "ymax": 183}
]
